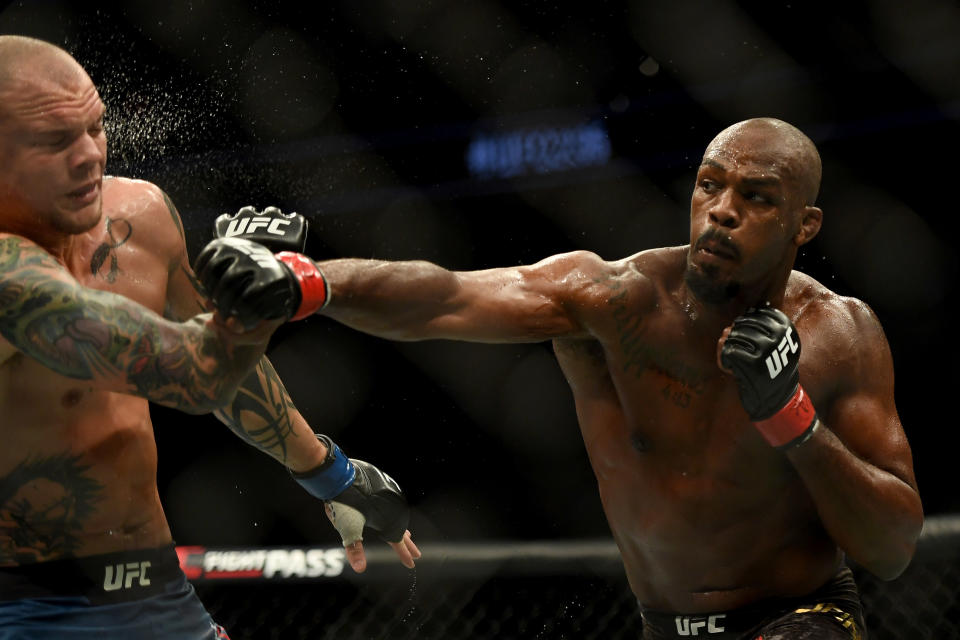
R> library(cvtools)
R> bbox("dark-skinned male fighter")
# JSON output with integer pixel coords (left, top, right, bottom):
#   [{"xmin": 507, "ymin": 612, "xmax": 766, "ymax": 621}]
[
  {"xmin": 197, "ymin": 118, "xmax": 923, "ymax": 639},
  {"xmin": 0, "ymin": 35, "xmax": 418, "ymax": 640}
]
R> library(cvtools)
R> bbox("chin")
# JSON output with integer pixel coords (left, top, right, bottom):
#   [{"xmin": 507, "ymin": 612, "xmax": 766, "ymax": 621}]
[
  {"xmin": 684, "ymin": 263, "xmax": 740, "ymax": 304},
  {"xmin": 54, "ymin": 200, "xmax": 103, "ymax": 234}
]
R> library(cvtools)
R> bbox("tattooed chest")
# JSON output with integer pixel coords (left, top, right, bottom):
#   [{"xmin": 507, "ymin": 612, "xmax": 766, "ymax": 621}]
[
  {"xmin": 613, "ymin": 328, "xmax": 719, "ymax": 409},
  {"xmin": 74, "ymin": 218, "xmax": 167, "ymax": 313},
  {"xmin": 634, "ymin": 347, "xmax": 716, "ymax": 409}
]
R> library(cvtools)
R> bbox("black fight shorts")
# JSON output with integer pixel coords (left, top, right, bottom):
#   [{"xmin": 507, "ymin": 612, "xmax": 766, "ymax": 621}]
[
  {"xmin": 0, "ymin": 544, "xmax": 230, "ymax": 640},
  {"xmin": 640, "ymin": 565, "xmax": 866, "ymax": 640}
]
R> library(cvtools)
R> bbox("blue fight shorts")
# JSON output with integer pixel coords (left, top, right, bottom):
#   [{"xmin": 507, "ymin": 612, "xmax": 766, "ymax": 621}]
[
  {"xmin": 639, "ymin": 565, "xmax": 866, "ymax": 639},
  {"xmin": 0, "ymin": 544, "xmax": 230, "ymax": 640}
]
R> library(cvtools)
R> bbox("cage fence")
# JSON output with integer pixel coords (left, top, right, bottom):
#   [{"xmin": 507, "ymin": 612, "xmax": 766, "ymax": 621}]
[{"xmin": 183, "ymin": 515, "xmax": 960, "ymax": 640}]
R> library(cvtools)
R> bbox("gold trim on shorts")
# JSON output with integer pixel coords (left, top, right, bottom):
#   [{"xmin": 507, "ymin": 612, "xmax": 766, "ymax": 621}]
[{"xmin": 791, "ymin": 602, "xmax": 862, "ymax": 640}]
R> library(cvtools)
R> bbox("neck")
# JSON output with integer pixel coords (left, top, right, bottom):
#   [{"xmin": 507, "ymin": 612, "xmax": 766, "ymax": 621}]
[
  {"xmin": 681, "ymin": 267, "xmax": 792, "ymax": 331},
  {"xmin": 0, "ymin": 210, "xmax": 75, "ymax": 264}
]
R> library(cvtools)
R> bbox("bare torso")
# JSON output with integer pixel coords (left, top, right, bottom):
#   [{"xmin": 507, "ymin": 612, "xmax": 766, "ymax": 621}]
[
  {"xmin": 553, "ymin": 246, "xmax": 842, "ymax": 612},
  {"xmin": 0, "ymin": 177, "xmax": 179, "ymax": 565}
]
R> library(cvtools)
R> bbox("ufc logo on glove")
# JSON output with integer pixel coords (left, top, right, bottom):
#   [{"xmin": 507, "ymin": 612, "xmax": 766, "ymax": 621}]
[
  {"xmin": 222, "ymin": 216, "xmax": 291, "ymax": 237},
  {"xmin": 214, "ymin": 206, "xmax": 308, "ymax": 253},
  {"xmin": 764, "ymin": 326, "xmax": 799, "ymax": 379}
]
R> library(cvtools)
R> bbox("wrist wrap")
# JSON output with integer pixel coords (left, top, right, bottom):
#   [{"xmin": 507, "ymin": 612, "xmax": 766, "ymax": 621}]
[
  {"xmin": 292, "ymin": 434, "xmax": 355, "ymax": 500},
  {"xmin": 754, "ymin": 384, "xmax": 819, "ymax": 450},
  {"xmin": 276, "ymin": 252, "xmax": 329, "ymax": 321}
]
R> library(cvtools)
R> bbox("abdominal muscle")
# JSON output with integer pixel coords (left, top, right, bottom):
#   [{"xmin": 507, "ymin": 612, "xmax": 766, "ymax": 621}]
[
  {"xmin": 0, "ymin": 357, "xmax": 171, "ymax": 566},
  {"xmin": 600, "ymin": 462, "xmax": 842, "ymax": 612}
]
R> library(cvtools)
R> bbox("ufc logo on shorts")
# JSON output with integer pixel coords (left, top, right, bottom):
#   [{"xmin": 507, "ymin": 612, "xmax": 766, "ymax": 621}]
[
  {"xmin": 674, "ymin": 614, "xmax": 726, "ymax": 635},
  {"xmin": 764, "ymin": 326, "xmax": 799, "ymax": 379},
  {"xmin": 103, "ymin": 560, "xmax": 152, "ymax": 591},
  {"xmin": 224, "ymin": 216, "xmax": 291, "ymax": 237}
]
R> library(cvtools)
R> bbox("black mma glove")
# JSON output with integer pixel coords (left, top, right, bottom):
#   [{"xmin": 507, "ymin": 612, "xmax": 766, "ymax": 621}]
[
  {"xmin": 293, "ymin": 434, "xmax": 410, "ymax": 545},
  {"xmin": 193, "ymin": 237, "xmax": 303, "ymax": 329},
  {"xmin": 720, "ymin": 305, "xmax": 819, "ymax": 449},
  {"xmin": 194, "ymin": 206, "xmax": 329, "ymax": 327}
]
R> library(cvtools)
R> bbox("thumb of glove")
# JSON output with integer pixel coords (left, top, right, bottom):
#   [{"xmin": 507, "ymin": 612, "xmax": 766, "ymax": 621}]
[{"xmin": 325, "ymin": 500, "xmax": 366, "ymax": 546}]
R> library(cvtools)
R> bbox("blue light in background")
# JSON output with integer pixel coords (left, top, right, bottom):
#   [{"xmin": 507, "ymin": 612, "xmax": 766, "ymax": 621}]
[{"xmin": 466, "ymin": 121, "xmax": 611, "ymax": 179}]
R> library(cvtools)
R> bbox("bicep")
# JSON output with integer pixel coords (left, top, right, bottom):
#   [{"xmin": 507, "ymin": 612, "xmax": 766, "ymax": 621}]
[
  {"xmin": 826, "ymin": 391, "xmax": 916, "ymax": 488},
  {"xmin": 429, "ymin": 254, "xmax": 603, "ymax": 342},
  {"xmin": 821, "ymin": 305, "xmax": 917, "ymax": 488},
  {"xmin": 159, "ymin": 191, "xmax": 210, "ymax": 321}
]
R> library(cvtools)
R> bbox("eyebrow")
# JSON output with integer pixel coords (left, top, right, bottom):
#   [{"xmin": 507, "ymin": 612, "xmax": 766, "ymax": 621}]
[{"xmin": 33, "ymin": 106, "xmax": 105, "ymax": 135}]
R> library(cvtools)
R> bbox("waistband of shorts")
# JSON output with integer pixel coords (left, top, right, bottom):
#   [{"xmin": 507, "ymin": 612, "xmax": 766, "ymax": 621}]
[
  {"xmin": 0, "ymin": 544, "xmax": 184, "ymax": 605},
  {"xmin": 640, "ymin": 565, "xmax": 862, "ymax": 638}
]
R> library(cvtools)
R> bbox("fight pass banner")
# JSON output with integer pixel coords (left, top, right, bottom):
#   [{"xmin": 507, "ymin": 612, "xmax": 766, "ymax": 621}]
[{"xmin": 176, "ymin": 545, "xmax": 348, "ymax": 582}]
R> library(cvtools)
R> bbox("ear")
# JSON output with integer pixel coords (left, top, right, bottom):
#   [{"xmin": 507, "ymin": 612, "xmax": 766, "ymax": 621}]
[{"xmin": 794, "ymin": 206, "xmax": 822, "ymax": 246}]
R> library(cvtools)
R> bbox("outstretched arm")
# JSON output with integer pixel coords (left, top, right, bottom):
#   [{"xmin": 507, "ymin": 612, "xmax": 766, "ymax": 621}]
[
  {"xmin": 317, "ymin": 252, "xmax": 602, "ymax": 343},
  {"xmin": 0, "ymin": 234, "xmax": 273, "ymax": 414}
]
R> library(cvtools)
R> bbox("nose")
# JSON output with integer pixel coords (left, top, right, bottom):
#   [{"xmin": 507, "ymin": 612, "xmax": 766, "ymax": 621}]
[
  {"xmin": 69, "ymin": 131, "xmax": 105, "ymax": 173},
  {"xmin": 707, "ymin": 188, "xmax": 740, "ymax": 229}
]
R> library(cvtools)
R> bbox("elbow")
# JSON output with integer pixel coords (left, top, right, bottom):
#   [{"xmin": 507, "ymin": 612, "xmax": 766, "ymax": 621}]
[
  {"xmin": 866, "ymin": 544, "xmax": 916, "ymax": 581},
  {"xmin": 177, "ymin": 376, "xmax": 243, "ymax": 415},
  {"xmin": 201, "ymin": 382, "xmax": 242, "ymax": 415},
  {"xmin": 860, "ymin": 512, "xmax": 924, "ymax": 581}
]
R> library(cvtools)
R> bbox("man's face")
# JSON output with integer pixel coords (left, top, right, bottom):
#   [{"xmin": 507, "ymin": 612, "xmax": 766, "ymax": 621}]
[
  {"xmin": 684, "ymin": 128, "xmax": 804, "ymax": 304},
  {"xmin": 0, "ymin": 70, "xmax": 107, "ymax": 236}
]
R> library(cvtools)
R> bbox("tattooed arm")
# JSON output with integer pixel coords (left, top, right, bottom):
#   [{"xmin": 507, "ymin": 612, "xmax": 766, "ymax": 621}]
[
  {"xmin": 0, "ymin": 233, "xmax": 275, "ymax": 413},
  {"xmin": 159, "ymin": 191, "xmax": 325, "ymax": 471}
]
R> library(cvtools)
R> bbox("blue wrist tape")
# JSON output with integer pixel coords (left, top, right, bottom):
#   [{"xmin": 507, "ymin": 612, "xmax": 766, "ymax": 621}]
[{"xmin": 293, "ymin": 436, "xmax": 356, "ymax": 500}]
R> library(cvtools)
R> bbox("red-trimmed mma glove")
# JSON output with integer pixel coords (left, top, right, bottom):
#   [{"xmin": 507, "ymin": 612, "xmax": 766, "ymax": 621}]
[
  {"xmin": 206, "ymin": 205, "xmax": 327, "ymax": 323},
  {"xmin": 720, "ymin": 305, "xmax": 819, "ymax": 450},
  {"xmin": 193, "ymin": 241, "xmax": 327, "ymax": 328},
  {"xmin": 292, "ymin": 435, "xmax": 410, "ymax": 546}
]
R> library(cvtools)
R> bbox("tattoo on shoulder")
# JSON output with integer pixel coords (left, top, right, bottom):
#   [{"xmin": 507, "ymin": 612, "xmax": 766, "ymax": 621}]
[
  {"xmin": 601, "ymin": 275, "xmax": 707, "ymax": 408},
  {"xmin": 0, "ymin": 453, "xmax": 104, "ymax": 564},
  {"xmin": 161, "ymin": 190, "xmax": 185, "ymax": 243}
]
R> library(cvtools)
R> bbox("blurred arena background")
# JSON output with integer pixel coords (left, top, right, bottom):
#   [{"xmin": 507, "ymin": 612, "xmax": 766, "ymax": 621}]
[{"xmin": 2, "ymin": 0, "xmax": 958, "ymax": 637}]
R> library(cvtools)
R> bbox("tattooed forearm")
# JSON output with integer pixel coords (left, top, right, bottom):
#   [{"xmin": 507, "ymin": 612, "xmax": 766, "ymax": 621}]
[
  {"xmin": 0, "ymin": 236, "xmax": 258, "ymax": 413},
  {"xmin": 214, "ymin": 358, "xmax": 299, "ymax": 464}
]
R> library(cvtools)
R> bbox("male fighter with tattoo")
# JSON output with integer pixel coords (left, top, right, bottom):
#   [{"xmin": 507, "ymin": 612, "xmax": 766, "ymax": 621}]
[
  {"xmin": 0, "ymin": 35, "xmax": 418, "ymax": 640},
  {"xmin": 199, "ymin": 118, "xmax": 923, "ymax": 639}
]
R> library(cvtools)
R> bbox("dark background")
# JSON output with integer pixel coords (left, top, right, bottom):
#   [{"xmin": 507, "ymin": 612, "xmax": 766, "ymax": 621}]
[{"xmin": 2, "ymin": 0, "xmax": 956, "ymax": 551}]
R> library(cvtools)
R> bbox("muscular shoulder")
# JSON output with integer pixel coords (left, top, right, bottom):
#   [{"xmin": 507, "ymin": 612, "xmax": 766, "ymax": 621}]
[
  {"xmin": 533, "ymin": 246, "xmax": 682, "ymax": 333},
  {"xmin": 101, "ymin": 176, "xmax": 185, "ymax": 263},
  {"xmin": 789, "ymin": 271, "xmax": 892, "ymax": 391}
]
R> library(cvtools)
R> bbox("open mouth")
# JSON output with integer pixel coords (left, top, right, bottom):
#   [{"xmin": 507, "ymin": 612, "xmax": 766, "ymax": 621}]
[{"xmin": 66, "ymin": 181, "xmax": 100, "ymax": 204}]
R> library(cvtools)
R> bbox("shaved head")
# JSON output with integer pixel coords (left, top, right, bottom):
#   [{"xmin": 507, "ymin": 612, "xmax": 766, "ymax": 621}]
[
  {"xmin": 0, "ymin": 36, "xmax": 89, "ymax": 113},
  {"xmin": 704, "ymin": 117, "xmax": 822, "ymax": 206}
]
